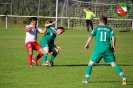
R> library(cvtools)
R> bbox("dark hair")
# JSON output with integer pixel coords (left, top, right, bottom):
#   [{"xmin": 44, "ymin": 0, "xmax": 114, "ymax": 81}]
[
  {"xmin": 57, "ymin": 27, "xmax": 65, "ymax": 31},
  {"xmin": 49, "ymin": 21, "xmax": 53, "ymax": 23},
  {"xmin": 100, "ymin": 16, "xmax": 107, "ymax": 25},
  {"xmin": 87, "ymin": 7, "xmax": 91, "ymax": 10},
  {"xmin": 30, "ymin": 17, "xmax": 38, "ymax": 22}
]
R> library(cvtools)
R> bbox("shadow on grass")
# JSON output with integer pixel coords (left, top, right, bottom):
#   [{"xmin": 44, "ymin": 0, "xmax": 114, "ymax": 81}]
[
  {"xmin": 38, "ymin": 64, "xmax": 133, "ymax": 67},
  {"xmin": 89, "ymin": 80, "xmax": 133, "ymax": 85},
  {"xmin": 52, "ymin": 64, "xmax": 133, "ymax": 67},
  {"xmin": 89, "ymin": 80, "xmax": 120, "ymax": 83},
  {"xmin": 128, "ymin": 83, "xmax": 133, "ymax": 85},
  {"xmin": 53, "ymin": 64, "xmax": 87, "ymax": 67},
  {"xmin": 38, "ymin": 64, "xmax": 87, "ymax": 67},
  {"xmin": 94, "ymin": 64, "xmax": 133, "ymax": 66}
]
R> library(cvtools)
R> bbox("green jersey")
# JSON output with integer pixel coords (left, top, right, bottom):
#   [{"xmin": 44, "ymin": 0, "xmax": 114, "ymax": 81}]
[
  {"xmin": 90, "ymin": 25, "xmax": 115, "ymax": 53},
  {"xmin": 40, "ymin": 26, "xmax": 56, "ymax": 45}
]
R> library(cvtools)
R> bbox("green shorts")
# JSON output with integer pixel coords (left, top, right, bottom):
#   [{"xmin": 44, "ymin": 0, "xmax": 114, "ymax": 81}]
[
  {"xmin": 40, "ymin": 42, "xmax": 56, "ymax": 52},
  {"xmin": 90, "ymin": 49, "xmax": 116, "ymax": 64}
]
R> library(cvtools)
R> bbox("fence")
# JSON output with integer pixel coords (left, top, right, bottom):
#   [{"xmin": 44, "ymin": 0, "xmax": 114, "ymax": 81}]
[{"xmin": 0, "ymin": 0, "xmax": 133, "ymax": 31}]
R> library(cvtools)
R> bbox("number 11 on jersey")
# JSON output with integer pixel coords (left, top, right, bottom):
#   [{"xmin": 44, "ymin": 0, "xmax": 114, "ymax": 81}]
[{"xmin": 100, "ymin": 32, "xmax": 107, "ymax": 41}]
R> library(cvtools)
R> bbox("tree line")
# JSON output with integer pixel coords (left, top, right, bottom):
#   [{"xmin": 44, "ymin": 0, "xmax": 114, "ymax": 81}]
[{"xmin": 0, "ymin": 0, "xmax": 64, "ymax": 16}]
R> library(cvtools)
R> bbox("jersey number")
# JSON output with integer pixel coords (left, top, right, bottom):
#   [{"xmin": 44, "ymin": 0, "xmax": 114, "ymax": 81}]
[{"xmin": 100, "ymin": 32, "xmax": 107, "ymax": 41}]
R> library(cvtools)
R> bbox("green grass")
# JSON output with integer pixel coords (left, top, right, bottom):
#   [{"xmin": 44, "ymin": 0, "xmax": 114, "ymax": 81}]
[{"xmin": 0, "ymin": 28, "xmax": 133, "ymax": 88}]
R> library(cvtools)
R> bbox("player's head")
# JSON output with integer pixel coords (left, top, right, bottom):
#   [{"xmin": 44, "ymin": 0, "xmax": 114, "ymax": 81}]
[
  {"xmin": 30, "ymin": 17, "xmax": 38, "ymax": 25},
  {"xmin": 87, "ymin": 7, "xmax": 91, "ymax": 10},
  {"xmin": 56, "ymin": 27, "xmax": 65, "ymax": 35},
  {"xmin": 45, "ymin": 20, "xmax": 54, "ymax": 25},
  {"xmin": 49, "ymin": 21, "xmax": 53, "ymax": 23},
  {"xmin": 99, "ymin": 16, "xmax": 107, "ymax": 25}
]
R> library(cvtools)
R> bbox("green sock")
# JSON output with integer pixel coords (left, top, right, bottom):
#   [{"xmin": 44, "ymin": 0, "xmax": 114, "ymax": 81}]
[
  {"xmin": 49, "ymin": 53, "xmax": 57, "ymax": 62},
  {"xmin": 43, "ymin": 52, "xmax": 48, "ymax": 63},
  {"xmin": 84, "ymin": 64, "xmax": 92, "ymax": 81},
  {"xmin": 113, "ymin": 65, "xmax": 125, "ymax": 79}
]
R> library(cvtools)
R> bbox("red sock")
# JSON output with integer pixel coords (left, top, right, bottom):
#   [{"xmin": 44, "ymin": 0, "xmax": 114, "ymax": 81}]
[
  {"xmin": 28, "ymin": 54, "xmax": 32, "ymax": 65},
  {"xmin": 34, "ymin": 52, "xmax": 43, "ymax": 62}
]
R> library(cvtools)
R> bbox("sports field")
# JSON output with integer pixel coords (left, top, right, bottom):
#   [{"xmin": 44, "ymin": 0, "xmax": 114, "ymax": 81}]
[{"xmin": 0, "ymin": 28, "xmax": 133, "ymax": 88}]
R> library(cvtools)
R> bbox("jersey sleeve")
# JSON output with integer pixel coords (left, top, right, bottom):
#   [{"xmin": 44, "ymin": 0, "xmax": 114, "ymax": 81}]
[
  {"xmin": 92, "ymin": 12, "xmax": 96, "ymax": 17},
  {"xmin": 90, "ymin": 28, "xmax": 96, "ymax": 37},
  {"xmin": 37, "ymin": 28, "xmax": 42, "ymax": 33},
  {"xmin": 25, "ymin": 25, "xmax": 32, "ymax": 30},
  {"xmin": 110, "ymin": 29, "xmax": 115, "ymax": 39},
  {"xmin": 83, "ymin": 9, "xmax": 87, "ymax": 13}
]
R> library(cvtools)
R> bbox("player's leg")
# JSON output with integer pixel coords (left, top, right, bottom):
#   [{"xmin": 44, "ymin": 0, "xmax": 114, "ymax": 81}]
[
  {"xmin": 32, "ymin": 51, "xmax": 43, "ymax": 66},
  {"xmin": 28, "ymin": 48, "xmax": 33, "ymax": 66},
  {"xmin": 111, "ymin": 62, "xmax": 125, "ymax": 79},
  {"xmin": 111, "ymin": 62, "xmax": 126, "ymax": 85},
  {"xmin": 32, "ymin": 42, "xmax": 44, "ymax": 66},
  {"xmin": 83, "ymin": 52, "xmax": 102, "ymax": 83},
  {"xmin": 49, "ymin": 47, "xmax": 59, "ymax": 62},
  {"xmin": 104, "ymin": 49, "xmax": 126, "ymax": 85},
  {"xmin": 25, "ymin": 42, "xmax": 33, "ymax": 67},
  {"xmin": 42, "ymin": 47, "xmax": 49, "ymax": 66},
  {"xmin": 86, "ymin": 20, "xmax": 89, "ymax": 31},
  {"xmin": 89, "ymin": 20, "xmax": 93, "ymax": 30},
  {"xmin": 83, "ymin": 60, "xmax": 94, "ymax": 83},
  {"xmin": 33, "ymin": 52, "xmax": 43, "ymax": 62},
  {"xmin": 40, "ymin": 42, "xmax": 49, "ymax": 66},
  {"xmin": 45, "ymin": 45, "xmax": 60, "ymax": 66}
]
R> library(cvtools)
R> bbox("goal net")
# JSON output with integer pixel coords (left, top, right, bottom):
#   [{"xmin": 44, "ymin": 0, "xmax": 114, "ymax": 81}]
[
  {"xmin": 0, "ymin": 0, "xmax": 133, "ymax": 31},
  {"xmin": 61, "ymin": 0, "xmax": 133, "ymax": 31}
]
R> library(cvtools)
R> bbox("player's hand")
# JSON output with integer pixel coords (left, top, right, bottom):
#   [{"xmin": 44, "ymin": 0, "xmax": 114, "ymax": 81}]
[
  {"xmin": 85, "ymin": 45, "xmax": 89, "ymax": 49},
  {"xmin": 52, "ymin": 21, "xmax": 56, "ymax": 25},
  {"xmin": 45, "ymin": 21, "xmax": 49, "ymax": 25},
  {"xmin": 111, "ymin": 46, "xmax": 116, "ymax": 52},
  {"xmin": 90, "ymin": 17, "xmax": 94, "ymax": 20},
  {"xmin": 57, "ymin": 47, "xmax": 61, "ymax": 50},
  {"xmin": 44, "ymin": 21, "xmax": 49, "ymax": 27}
]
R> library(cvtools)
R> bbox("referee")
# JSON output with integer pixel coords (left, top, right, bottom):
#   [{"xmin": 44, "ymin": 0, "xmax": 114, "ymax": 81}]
[{"xmin": 83, "ymin": 7, "xmax": 96, "ymax": 31}]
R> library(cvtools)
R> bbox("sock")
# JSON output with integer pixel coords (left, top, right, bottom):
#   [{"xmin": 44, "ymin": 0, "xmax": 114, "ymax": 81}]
[
  {"xmin": 43, "ymin": 52, "xmax": 48, "ymax": 63},
  {"xmin": 34, "ymin": 52, "xmax": 43, "ymax": 62},
  {"xmin": 113, "ymin": 65, "xmax": 125, "ymax": 79},
  {"xmin": 28, "ymin": 54, "xmax": 32, "ymax": 65},
  {"xmin": 49, "ymin": 53, "xmax": 58, "ymax": 62},
  {"xmin": 84, "ymin": 64, "xmax": 92, "ymax": 81}
]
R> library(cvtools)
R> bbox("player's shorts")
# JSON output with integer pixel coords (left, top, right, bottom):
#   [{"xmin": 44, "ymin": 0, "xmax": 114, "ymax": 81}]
[
  {"xmin": 25, "ymin": 42, "xmax": 42, "ymax": 51},
  {"xmin": 40, "ymin": 42, "xmax": 56, "ymax": 52},
  {"xmin": 90, "ymin": 48, "xmax": 116, "ymax": 64}
]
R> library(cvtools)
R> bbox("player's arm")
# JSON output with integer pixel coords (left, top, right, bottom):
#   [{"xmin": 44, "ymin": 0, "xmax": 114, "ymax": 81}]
[
  {"xmin": 111, "ymin": 36, "xmax": 116, "ymax": 52},
  {"xmin": 56, "ymin": 46, "xmax": 61, "ymax": 50},
  {"xmin": 85, "ymin": 28, "xmax": 96, "ymax": 49},
  {"xmin": 84, "ymin": 36, "xmax": 93, "ymax": 49},
  {"xmin": 90, "ymin": 12, "xmax": 96, "ymax": 20},
  {"xmin": 52, "ymin": 43, "xmax": 61, "ymax": 51},
  {"xmin": 40, "ymin": 27, "xmax": 47, "ymax": 34},
  {"xmin": 40, "ymin": 21, "xmax": 56, "ymax": 34},
  {"xmin": 45, "ymin": 21, "xmax": 56, "ymax": 27},
  {"xmin": 25, "ymin": 25, "xmax": 35, "ymax": 32},
  {"xmin": 40, "ymin": 21, "xmax": 49, "ymax": 33},
  {"xmin": 83, "ymin": 8, "xmax": 87, "ymax": 13}
]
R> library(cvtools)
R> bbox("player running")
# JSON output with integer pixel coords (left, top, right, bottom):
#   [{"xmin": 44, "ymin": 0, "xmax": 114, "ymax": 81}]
[
  {"xmin": 25, "ymin": 17, "xmax": 46, "ymax": 67},
  {"xmin": 40, "ymin": 21, "xmax": 65, "ymax": 66},
  {"xmin": 82, "ymin": 16, "xmax": 127, "ymax": 85}
]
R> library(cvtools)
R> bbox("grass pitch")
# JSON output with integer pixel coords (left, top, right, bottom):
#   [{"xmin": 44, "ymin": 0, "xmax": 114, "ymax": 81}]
[{"xmin": 0, "ymin": 28, "xmax": 133, "ymax": 88}]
